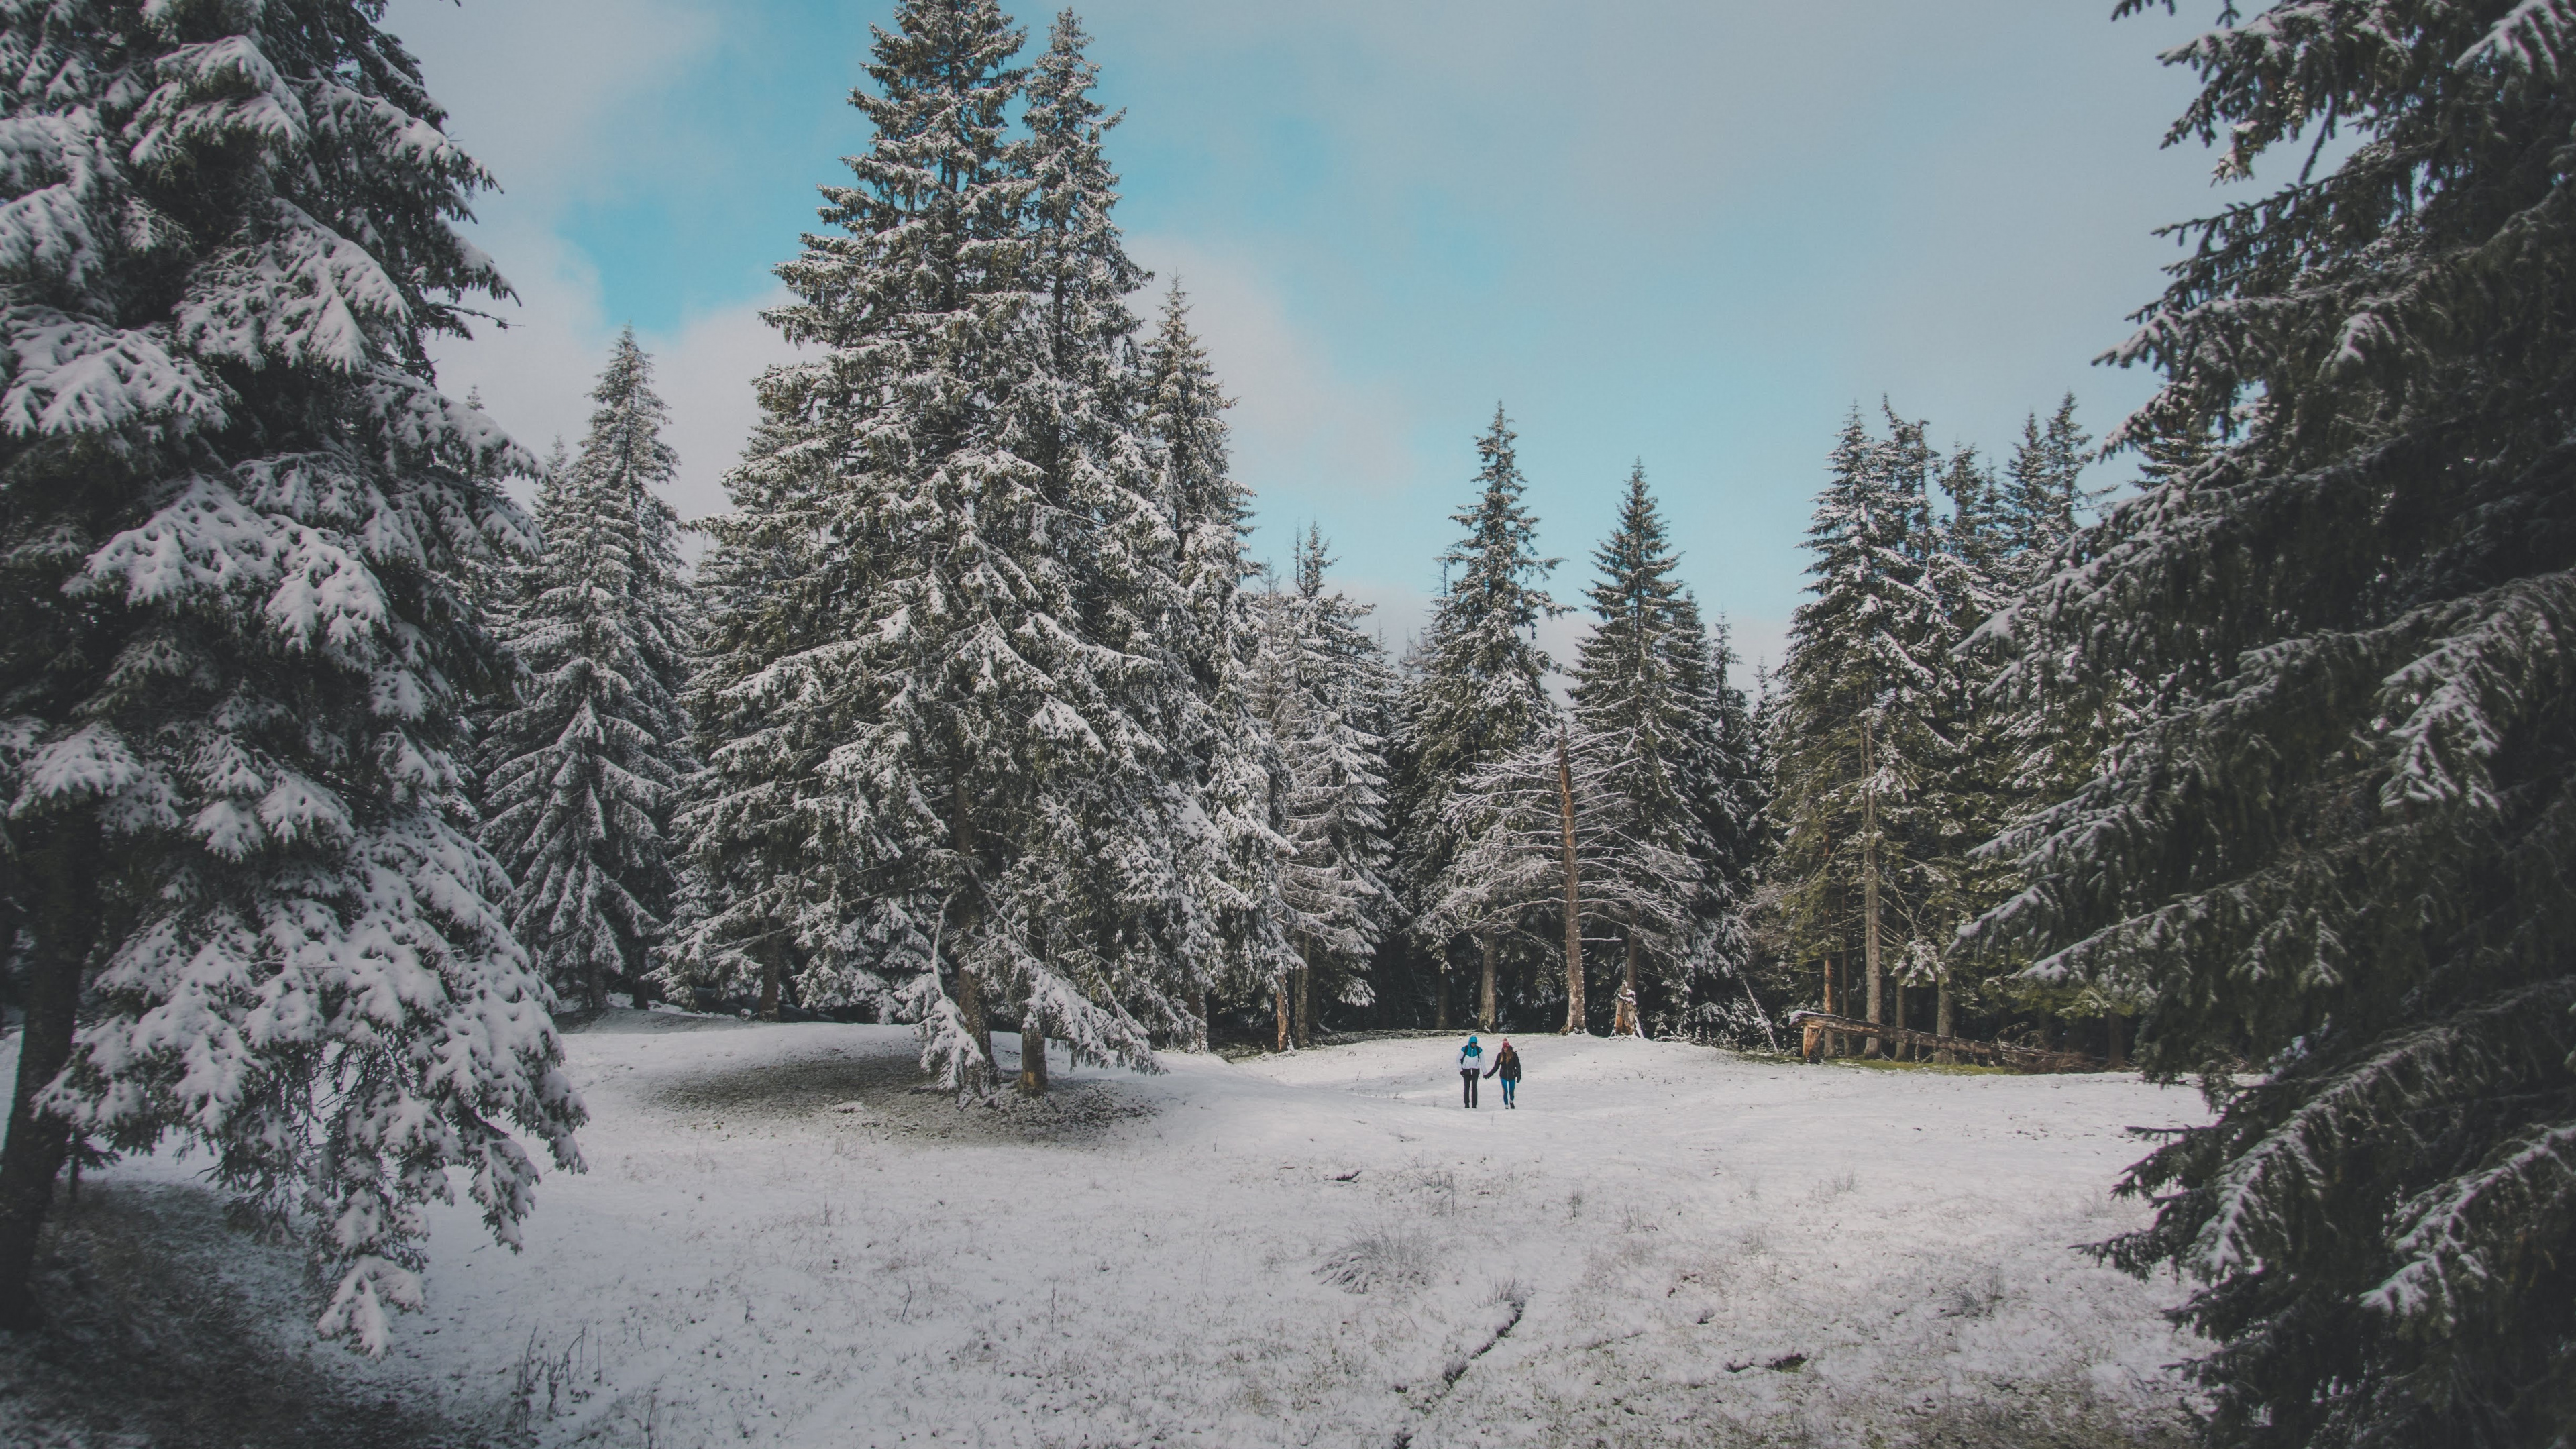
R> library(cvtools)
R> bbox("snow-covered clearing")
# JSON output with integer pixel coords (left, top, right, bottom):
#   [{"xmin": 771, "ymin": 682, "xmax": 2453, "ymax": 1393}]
[{"xmin": 8, "ymin": 1017, "xmax": 2209, "ymax": 1447}]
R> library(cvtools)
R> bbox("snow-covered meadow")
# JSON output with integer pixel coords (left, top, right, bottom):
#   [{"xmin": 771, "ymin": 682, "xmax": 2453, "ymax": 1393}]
[{"xmin": 9, "ymin": 1017, "xmax": 2208, "ymax": 1447}]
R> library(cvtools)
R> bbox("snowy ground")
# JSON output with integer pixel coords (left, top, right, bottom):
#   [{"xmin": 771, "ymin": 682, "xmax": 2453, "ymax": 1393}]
[{"xmin": 3, "ymin": 1016, "xmax": 2210, "ymax": 1447}]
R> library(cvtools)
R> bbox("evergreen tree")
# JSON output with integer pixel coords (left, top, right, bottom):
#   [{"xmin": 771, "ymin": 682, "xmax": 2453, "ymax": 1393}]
[
  {"xmin": 0, "ymin": 0, "xmax": 584, "ymax": 1348},
  {"xmin": 1676, "ymin": 619, "xmax": 1772, "ymax": 1043},
  {"xmin": 479, "ymin": 331, "xmax": 694, "ymax": 1015},
  {"xmin": 1998, "ymin": 393, "xmax": 2094, "ymax": 575},
  {"xmin": 1770, "ymin": 408, "xmax": 1950, "ymax": 1056},
  {"xmin": 1255, "ymin": 527, "xmax": 1397, "ymax": 1044},
  {"xmin": 1402, "ymin": 408, "xmax": 1564, "ymax": 1030},
  {"xmin": 1141, "ymin": 285, "xmax": 1293, "ymax": 1049},
  {"xmin": 1568, "ymin": 464, "xmax": 1729, "ymax": 1035},
  {"xmin": 663, "ymin": 413, "xmax": 848, "ymax": 1020},
  {"xmin": 674, "ymin": 0, "xmax": 1182, "ymax": 1092},
  {"xmin": 1006, "ymin": 9, "xmax": 1194, "ymax": 1085},
  {"xmin": 1977, "ymin": 5, "xmax": 2576, "ymax": 1442}
]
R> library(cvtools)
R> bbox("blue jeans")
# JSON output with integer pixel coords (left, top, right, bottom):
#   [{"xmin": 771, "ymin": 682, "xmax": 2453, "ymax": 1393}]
[{"xmin": 1500, "ymin": 1078, "xmax": 1517, "ymax": 1106}]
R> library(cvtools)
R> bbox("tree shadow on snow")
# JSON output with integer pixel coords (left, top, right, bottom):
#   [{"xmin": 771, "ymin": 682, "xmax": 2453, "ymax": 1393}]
[
  {"xmin": 0, "ymin": 1182, "xmax": 506, "ymax": 1449},
  {"xmin": 651, "ymin": 1041, "xmax": 1159, "ymax": 1146}
]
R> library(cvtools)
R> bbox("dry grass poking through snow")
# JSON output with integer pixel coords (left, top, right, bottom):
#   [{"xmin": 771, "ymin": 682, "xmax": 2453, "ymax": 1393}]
[{"xmin": 5, "ymin": 1018, "xmax": 2212, "ymax": 1448}]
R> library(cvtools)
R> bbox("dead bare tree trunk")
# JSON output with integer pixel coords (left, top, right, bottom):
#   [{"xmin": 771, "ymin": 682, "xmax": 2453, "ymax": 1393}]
[
  {"xmin": 0, "ymin": 832, "xmax": 99, "ymax": 1332},
  {"xmin": 1557, "ymin": 727, "xmax": 1585, "ymax": 1034},
  {"xmin": 1019, "ymin": 1001, "xmax": 1049, "ymax": 1096},
  {"xmin": 1477, "ymin": 932, "xmax": 1497, "ymax": 1032},
  {"xmin": 1862, "ymin": 716, "xmax": 1884, "ymax": 1059}
]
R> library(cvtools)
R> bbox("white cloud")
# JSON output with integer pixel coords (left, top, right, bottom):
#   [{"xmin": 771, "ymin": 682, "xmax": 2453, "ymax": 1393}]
[
  {"xmin": 390, "ymin": 0, "xmax": 792, "ymax": 521},
  {"xmin": 386, "ymin": 0, "xmax": 714, "ymax": 200},
  {"xmin": 426, "ymin": 214, "xmax": 794, "ymax": 523},
  {"xmin": 1128, "ymin": 235, "xmax": 1419, "ymax": 504}
]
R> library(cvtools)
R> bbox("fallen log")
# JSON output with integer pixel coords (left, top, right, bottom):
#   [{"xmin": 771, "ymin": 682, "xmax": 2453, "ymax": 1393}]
[{"xmin": 1784, "ymin": 1010, "xmax": 2098, "ymax": 1073}]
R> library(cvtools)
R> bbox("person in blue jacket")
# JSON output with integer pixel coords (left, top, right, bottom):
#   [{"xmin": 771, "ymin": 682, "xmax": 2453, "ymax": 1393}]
[{"xmin": 1457, "ymin": 1035, "xmax": 1485, "ymax": 1108}]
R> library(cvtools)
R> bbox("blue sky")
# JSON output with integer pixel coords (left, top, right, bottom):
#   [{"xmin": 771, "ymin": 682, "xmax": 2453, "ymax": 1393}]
[{"xmin": 389, "ymin": 0, "xmax": 2233, "ymax": 672}]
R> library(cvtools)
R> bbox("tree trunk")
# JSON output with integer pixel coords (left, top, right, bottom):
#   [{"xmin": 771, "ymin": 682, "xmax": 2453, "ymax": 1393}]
[
  {"xmin": 2107, "ymin": 1011, "xmax": 2126, "ymax": 1071},
  {"xmin": 955, "ymin": 959, "xmax": 994, "ymax": 1085},
  {"xmin": 1296, "ymin": 963, "xmax": 1313, "ymax": 1047},
  {"xmin": 947, "ymin": 784, "xmax": 995, "ymax": 1084},
  {"xmin": 1862, "ymin": 718, "xmax": 1884, "ymax": 1059},
  {"xmin": 1935, "ymin": 966, "xmax": 1954, "ymax": 1065},
  {"xmin": 0, "ymin": 834, "xmax": 99, "ymax": 1332},
  {"xmin": 1193, "ymin": 987, "xmax": 1210, "ymax": 1051},
  {"xmin": 1821, "ymin": 954, "xmax": 1837, "ymax": 1057},
  {"xmin": 1275, "ymin": 969, "xmax": 1291, "ymax": 1052},
  {"xmin": 1436, "ymin": 957, "xmax": 1450, "ymax": 1031},
  {"xmin": 586, "ymin": 957, "xmax": 608, "ymax": 1016},
  {"xmin": 1556, "ymin": 727, "xmax": 1585, "ymax": 1034},
  {"xmin": 1477, "ymin": 932, "xmax": 1497, "ymax": 1032},
  {"xmin": 1019, "ymin": 1002, "xmax": 1049, "ymax": 1097},
  {"xmin": 1613, "ymin": 929, "xmax": 1642, "ymax": 1037},
  {"xmin": 756, "ymin": 949, "xmax": 782, "ymax": 1022}
]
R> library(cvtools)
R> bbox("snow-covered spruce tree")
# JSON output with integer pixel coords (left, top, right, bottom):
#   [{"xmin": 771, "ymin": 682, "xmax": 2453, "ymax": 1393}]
[
  {"xmin": 663, "ymin": 413, "xmax": 848, "ymax": 1021},
  {"xmin": 676, "ymin": 0, "xmax": 1181, "ymax": 1092},
  {"xmin": 1142, "ymin": 284, "xmax": 1293, "ymax": 1050},
  {"xmin": 1254, "ymin": 527, "xmax": 1397, "ymax": 1045},
  {"xmin": 1977, "ymin": 4, "xmax": 2576, "ymax": 1441},
  {"xmin": 1568, "ymin": 464, "xmax": 1764, "ymax": 1037},
  {"xmin": 1404, "ymin": 407, "xmax": 1564, "ymax": 1030},
  {"xmin": 998, "ymin": 9, "xmax": 1196, "ymax": 1086},
  {"xmin": 1904, "ymin": 443, "xmax": 2015, "ymax": 1054},
  {"xmin": 1998, "ymin": 393, "xmax": 2095, "ymax": 580},
  {"xmin": 1941, "ymin": 402, "xmax": 2139, "ymax": 1057},
  {"xmin": 1769, "ymin": 408, "xmax": 1950, "ymax": 1056},
  {"xmin": 0, "ymin": 0, "xmax": 583, "ymax": 1346},
  {"xmin": 478, "ymin": 330, "xmax": 692, "ymax": 1015},
  {"xmin": 1678, "ymin": 619, "xmax": 1772, "ymax": 1044}
]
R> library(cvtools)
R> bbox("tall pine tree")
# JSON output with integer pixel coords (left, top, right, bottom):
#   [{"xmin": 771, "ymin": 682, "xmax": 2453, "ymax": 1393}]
[
  {"xmin": 1142, "ymin": 284, "xmax": 1293, "ymax": 1049},
  {"xmin": 0, "ymin": 0, "xmax": 584, "ymax": 1348},
  {"xmin": 1254, "ymin": 527, "xmax": 1397, "ymax": 1045},
  {"xmin": 673, "ymin": 0, "xmax": 1183, "ymax": 1091},
  {"xmin": 1976, "ymin": 4, "xmax": 2576, "ymax": 1442},
  {"xmin": 1403, "ymin": 407, "xmax": 1564, "ymax": 1031},
  {"xmin": 479, "ymin": 331, "xmax": 694, "ymax": 1016},
  {"xmin": 1770, "ymin": 409, "xmax": 1950, "ymax": 1056},
  {"xmin": 1570, "ymin": 464, "xmax": 1761, "ymax": 1036}
]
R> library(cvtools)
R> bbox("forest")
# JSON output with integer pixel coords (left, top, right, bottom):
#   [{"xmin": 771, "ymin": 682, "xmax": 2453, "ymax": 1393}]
[{"xmin": 0, "ymin": 1, "xmax": 2571, "ymax": 1447}]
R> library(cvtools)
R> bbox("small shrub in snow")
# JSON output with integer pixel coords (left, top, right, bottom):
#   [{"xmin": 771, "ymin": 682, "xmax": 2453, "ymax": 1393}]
[{"xmin": 1313, "ymin": 1228, "xmax": 1428, "ymax": 1295}]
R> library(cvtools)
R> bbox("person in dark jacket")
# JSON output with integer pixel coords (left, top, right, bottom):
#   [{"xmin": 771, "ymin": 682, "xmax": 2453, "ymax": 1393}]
[
  {"xmin": 1456, "ymin": 1035, "xmax": 1484, "ymax": 1108},
  {"xmin": 1485, "ymin": 1039, "xmax": 1522, "ymax": 1108}
]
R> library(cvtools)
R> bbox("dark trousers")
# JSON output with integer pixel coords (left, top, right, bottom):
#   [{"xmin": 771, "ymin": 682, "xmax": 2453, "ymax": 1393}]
[{"xmin": 1461, "ymin": 1070, "xmax": 1479, "ymax": 1107}]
